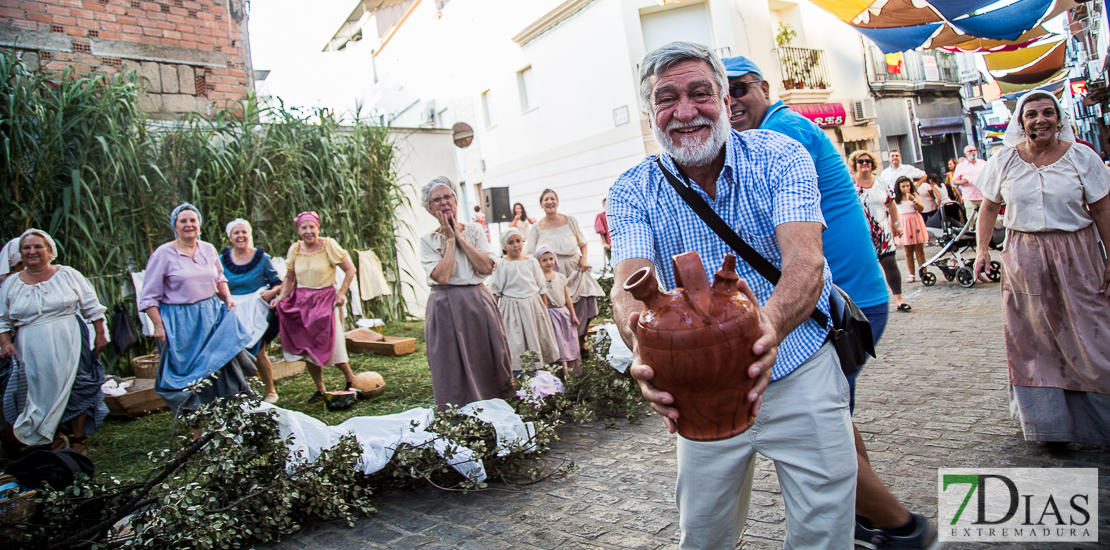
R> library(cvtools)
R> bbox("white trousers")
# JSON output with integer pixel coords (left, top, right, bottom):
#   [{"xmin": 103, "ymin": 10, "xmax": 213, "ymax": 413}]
[{"xmin": 675, "ymin": 342, "xmax": 857, "ymax": 550}]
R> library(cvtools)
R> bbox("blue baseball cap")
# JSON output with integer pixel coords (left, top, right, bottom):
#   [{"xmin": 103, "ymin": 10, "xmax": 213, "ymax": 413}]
[{"xmin": 722, "ymin": 56, "xmax": 762, "ymax": 79}]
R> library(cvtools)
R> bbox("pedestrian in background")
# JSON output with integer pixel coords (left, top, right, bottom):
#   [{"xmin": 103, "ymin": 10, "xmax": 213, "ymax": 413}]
[
  {"xmin": 850, "ymin": 150, "xmax": 912, "ymax": 312},
  {"xmin": 974, "ymin": 91, "xmax": 1110, "ymax": 447},
  {"xmin": 595, "ymin": 197, "xmax": 611, "ymax": 266},
  {"xmin": 508, "ymin": 203, "xmax": 535, "ymax": 236},
  {"xmin": 471, "ymin": 205, "xmax": 490, "ymax": 242},
  {"xmin": 893, "ymin": 176, "xmax": 928, "ymax": 282}
]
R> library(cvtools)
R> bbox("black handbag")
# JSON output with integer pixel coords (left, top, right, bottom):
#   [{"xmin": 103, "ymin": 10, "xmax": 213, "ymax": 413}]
[
  {"xmin": 110, "ymin": 306, "xmax": 139, "ymax": 355},
  {"xmin": 655, "ymin": 157, "xmax": 874, "ymax": 377}
]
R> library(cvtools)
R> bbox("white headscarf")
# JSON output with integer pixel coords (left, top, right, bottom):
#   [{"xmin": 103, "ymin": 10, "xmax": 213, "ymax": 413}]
[
  {"xmin": 0, "ymin": 238, "xmax": 21, "ymax": 276},
  {"xmin": 18, "ymin": 229, "xmax": 58, "ymax": 262},
  {"xmin": 225, "ymin": 218, "xmax": 253, "ymax": 249},
  {"xmin": 1003, "ymin": 91, "xmax": 1075, "ymax": 148},
  {"xmin": 499, "ymin": 227, "xmax": 522, "ymax": 253}
]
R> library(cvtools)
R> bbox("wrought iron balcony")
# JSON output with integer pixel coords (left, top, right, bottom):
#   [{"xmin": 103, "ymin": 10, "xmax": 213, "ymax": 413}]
[
  {"xmin": 869, "ymin": 47, "xmax": 961, "ymax": 85},
  {"xmin": 776, "ymin": 47, "xmax": 832, "ymax": 90}
]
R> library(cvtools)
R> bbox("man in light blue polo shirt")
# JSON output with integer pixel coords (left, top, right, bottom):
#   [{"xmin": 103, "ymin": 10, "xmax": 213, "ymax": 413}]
[
  {"xmin": 609, "ymin": 42, "xmax": 856, "ymax": 550},
  {"xmin": 723, "ymin": 55, "xmax": 937, "ymax": 549}
]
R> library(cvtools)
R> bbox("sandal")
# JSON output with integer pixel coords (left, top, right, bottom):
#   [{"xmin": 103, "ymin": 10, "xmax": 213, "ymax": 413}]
[
  {"xmin": 897, "ymin": 303, "xmax": 912, "ymax": 312},
  {"xmin": 307, "ymin": 391, "xmax": 325, "ymax": 404},
  {"xmin": 50, "ymin": 433, "xmax": 69, "ymax": 452},
  {"xmin": 906, "ymin": 276, "xmax": 916, "ymax": 283},
  {"xmin": 69, "ymin": 436, "xmax": 87, "ymax": 456}
]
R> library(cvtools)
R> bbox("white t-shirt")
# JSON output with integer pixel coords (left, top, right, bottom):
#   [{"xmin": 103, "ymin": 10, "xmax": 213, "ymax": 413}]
[{"xmin": 881, "ymin": 163, "xmax": 927, "ymax": 192}]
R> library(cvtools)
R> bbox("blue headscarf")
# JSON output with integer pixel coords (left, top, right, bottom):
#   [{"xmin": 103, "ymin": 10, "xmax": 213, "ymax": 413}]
[
  {"xmin": 170, "ymin": 203, "xmax": 202, "ymax": 238},
  {"xmin": 721, "ymin": 56, "xmax": 763, "ymax": 79}
]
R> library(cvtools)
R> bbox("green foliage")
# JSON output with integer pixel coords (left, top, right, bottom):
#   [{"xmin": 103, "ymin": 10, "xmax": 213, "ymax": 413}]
[
  {"xmin": 596, "ymin": 266, "xmax": 614, "ymax": 322},
  {"xmin": 515, "ymin": 333, "xmax": 645, "ymax": 425},
  {"xmin": 0, "ymin": 52, "xmax": 411, "ymax": 375},
  {"xmin": 775, "ymin": 23, "xmax": 796, "ymax": 48}
]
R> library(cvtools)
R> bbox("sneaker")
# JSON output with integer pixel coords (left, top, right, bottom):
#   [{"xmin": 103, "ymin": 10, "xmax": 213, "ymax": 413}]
[{"xmin": 857, "ymin": 513, "xmax": 939, "ymax": 550}]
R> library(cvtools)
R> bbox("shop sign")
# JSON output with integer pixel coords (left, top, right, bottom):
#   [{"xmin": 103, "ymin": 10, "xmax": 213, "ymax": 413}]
[
  {"xmin": 788, "ymin": 103, "xmax": 846, "ymax": 127},
  {"xmin": 923, "ymin": 55, "xmax": 940, "ymax": 81},
  {"xmin": 1070, "ymin": 79, "xmax": 1088, "ymax": 97}
]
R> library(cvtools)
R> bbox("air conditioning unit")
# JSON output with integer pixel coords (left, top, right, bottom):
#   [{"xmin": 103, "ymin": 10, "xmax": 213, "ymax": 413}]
[
  {"xmin": 419, "ymin": 101, "xmax": 436, "ymax": 125},
  {"xmin": 851, "ymin": 98, "xmax": 877, "ymax": 122}
]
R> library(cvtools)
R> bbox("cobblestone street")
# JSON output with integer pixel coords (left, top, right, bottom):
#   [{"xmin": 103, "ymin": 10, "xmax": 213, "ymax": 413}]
[{"xmin": 274, "ymin": 250, "xmax": 1110, "ymax": 550}]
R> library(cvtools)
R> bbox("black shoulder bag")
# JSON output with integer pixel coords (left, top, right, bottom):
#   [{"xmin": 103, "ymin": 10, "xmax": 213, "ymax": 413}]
[{"xmin": 655, "ymin": 157, "xmax": 874, "ymax": 377}]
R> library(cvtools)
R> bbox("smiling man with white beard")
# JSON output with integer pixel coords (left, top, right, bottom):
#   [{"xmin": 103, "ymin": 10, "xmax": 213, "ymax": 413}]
[{"xmin": 606, "ymin": 42, "xmax": 857, "ymax": 549}]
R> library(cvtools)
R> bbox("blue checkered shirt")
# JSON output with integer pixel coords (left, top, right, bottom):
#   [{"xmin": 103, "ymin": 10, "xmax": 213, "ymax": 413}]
[{"xmin": 608, "ymin": 129, "xmax": 832, "ymax": 380}]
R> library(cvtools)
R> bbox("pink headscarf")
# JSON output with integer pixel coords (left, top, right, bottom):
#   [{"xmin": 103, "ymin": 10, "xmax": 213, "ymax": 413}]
[
  {"xmin": 295, "ymin": 211, "xmax": 320, "ymax": 229},
  {"xmin": 533, "ymin": 245, "xmax": 558, "ymax": 271}
]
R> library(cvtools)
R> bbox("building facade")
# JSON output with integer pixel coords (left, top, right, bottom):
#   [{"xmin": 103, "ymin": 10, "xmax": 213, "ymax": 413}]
[
  {"xmin": 325, "ymin": 0, "xmax": 882, "ymax": 266},
  {"xmin": 0, "ymin": 0, "xmax": 254, "ymax": 118}
]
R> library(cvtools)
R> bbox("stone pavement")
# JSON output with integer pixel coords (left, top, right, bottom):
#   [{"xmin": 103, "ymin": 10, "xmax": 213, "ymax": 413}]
[{"xmin": 274, "ymin": 250, "xmax": 1109, "ymax": 550}]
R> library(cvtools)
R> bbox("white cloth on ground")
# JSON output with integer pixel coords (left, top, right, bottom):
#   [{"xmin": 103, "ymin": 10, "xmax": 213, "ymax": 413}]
[
  {"xmin": 0, "ymin": 266, "xmax": 107, "ymax": 445},
  {"xmin": 229, "ymin": 288, "xmax": 271, "ymax": 349},
  {"xmin": 460, "ymin": 398, "xmax": 538, "ymax": 456},
  {"xmin": 251, "ymin": 402, "xmax": 487, "ymax": 481}
]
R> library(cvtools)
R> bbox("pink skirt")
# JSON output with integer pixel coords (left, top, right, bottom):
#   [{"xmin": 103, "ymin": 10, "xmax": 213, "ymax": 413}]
[{"xmin": 894, "ymin": 211, "xmax": 927, "ymax": 246}]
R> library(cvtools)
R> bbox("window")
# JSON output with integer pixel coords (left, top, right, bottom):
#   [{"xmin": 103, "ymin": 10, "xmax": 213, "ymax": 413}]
[
  {"xmin": 482, "ymin": 90, "xmax": 495, "ymax": 128},
  {"xmin": 518, "ymin": 66, "xmax": 537, "ymax": 112},
  {"xmin": 640, "ymin": 3, "xmax": 713, "ymax": 54}
]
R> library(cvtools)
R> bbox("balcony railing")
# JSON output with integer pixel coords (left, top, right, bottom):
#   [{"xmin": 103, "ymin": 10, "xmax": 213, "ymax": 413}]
[
  {"xmin": 870, "ymin": 48, "xmax": 960, "ymax": 84},
  {"xmin": 776, "ymin": 47, "xmax": 832, "ymax": 90}
]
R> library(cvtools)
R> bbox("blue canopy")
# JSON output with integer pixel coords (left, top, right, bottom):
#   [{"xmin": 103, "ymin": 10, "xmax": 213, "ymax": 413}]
[
  {"xmin": 856, "ymin": 23, "xmax": 943, "ymax": 55},
  {"xmin": 1000, "ymin": 79, "xmax": 1066, "ymax": 101},
  {"xmin": 928, "ymin": 0, "xmax": 999, "ymax": 21},
  {"xmin": 949, "ymin": 0, "xmax": 1054, "ymax": 41}
]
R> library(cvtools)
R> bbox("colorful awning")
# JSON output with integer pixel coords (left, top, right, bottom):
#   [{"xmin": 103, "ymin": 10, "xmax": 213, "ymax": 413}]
[
  {"xmin": 788, "ymin": 103, "xmax": 847, "ymax": 127},
  {"xmin": 810, "ymin": 0, "xmax": 1078, "ymax": 54},
  {"xmin": 983, "ymin": 40, "xmax": 1064, "ymax": 72},
  {"xmin": 919, "ymin": 116, "xmax": 965, "ymax": 137},
  {"xmin": 993, "ymin": 46, "xmax": 1067, "ymax": 85},
  {"xmin": 948, "ymin": 0, "xmax": 1053, "ymax": 41}
]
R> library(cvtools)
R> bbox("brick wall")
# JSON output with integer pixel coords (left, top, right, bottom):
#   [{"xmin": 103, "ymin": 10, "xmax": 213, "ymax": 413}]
[{"xmin": 0, "ymin": 0, "xmax": 253, "ymax": 118}]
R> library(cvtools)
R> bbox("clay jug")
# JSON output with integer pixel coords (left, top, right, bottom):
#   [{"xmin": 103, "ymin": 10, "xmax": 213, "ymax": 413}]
[{"xmin": 624, "ymin": 251, "xmax": 761, "ymax": 441}]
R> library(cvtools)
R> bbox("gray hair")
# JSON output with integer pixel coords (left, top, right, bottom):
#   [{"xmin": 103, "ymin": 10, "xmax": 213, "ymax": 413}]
[
  {"xmin": 421, "ymin": 176, "xmax": 457, "ymax": 211},
  {"xmin": 639, "ymin": 42, "xmax": 728, "ymax": 114}
]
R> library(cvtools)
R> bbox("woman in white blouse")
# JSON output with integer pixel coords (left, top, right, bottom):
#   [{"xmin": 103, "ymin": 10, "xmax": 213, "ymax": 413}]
[
  {"xmin": 0, "ymin": 230, "xmax": 108, "ymax": 455},
  {"xmin": 420, "ymin": 177, "xmax": 513, "ymax": 409},
  {"xmin": 973, "ymin": 91, "xmax": 1110, "ymax": 447}
]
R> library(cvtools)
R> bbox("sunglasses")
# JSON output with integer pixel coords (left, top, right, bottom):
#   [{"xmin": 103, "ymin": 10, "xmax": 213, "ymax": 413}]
[
  {"xmin": 728, "ymin": 80, "xmax": 764, "ymax": 99},
  {"xmin": 855, "ymin": 158, "xmax": 873, "ymax": 164}
]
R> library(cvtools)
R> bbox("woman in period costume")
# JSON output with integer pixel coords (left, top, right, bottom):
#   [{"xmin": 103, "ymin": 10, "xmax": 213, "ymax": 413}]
[
  {"xmin": 0, "ymin": 229, "xmax": 108, "ymax": 455},
  {"xmin": 139, "ymin": 204, "xmax": 255, "ymax": 419},
  {"xmin": 525, "ymin": 189, "xmax": 605, "ymax": 352},
  {"xmin": 221, "ymin": 219, "xmax": 283, "ymax": 403},
  {"xmin": 420, "ymin": 177, "xmax": 513, "ymax": 409},
  {"xmin": 973, "ymin": 91, "xmax": 1110, "ymax": 446},
  {"xmin": 270, "ymin": 211, "xmax": 358, "ymax": 402}
]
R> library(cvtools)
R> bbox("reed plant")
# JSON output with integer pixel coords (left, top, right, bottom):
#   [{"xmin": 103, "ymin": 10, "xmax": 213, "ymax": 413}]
[{"xmin": 0, "ymin": 52, "xmax": 411, "ymax": 374}]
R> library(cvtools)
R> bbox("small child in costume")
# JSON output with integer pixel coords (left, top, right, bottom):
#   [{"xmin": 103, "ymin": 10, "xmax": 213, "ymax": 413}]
[
  {"xmin": 535, "ymin": 245, "xmax": 581, "ymax": 376},
  {"xmin": 486, "ymin": 228, "xmax": 560, "ymax": 372}
]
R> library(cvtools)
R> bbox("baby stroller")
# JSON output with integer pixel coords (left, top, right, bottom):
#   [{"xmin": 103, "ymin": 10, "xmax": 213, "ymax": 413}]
[{"xmin": 917, "ymin": 202, "xmax": 1004, "ymax": 288}]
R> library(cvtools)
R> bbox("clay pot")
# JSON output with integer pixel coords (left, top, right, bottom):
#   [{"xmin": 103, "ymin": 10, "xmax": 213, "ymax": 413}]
[{"xmin": 624, "ymin": 252, "xmax": 761, "ymax": 441}]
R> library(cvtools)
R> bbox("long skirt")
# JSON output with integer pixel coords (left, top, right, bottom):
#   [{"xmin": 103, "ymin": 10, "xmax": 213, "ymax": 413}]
[
  {"xmin": 155, "ymin": 297, "xmax": 255, "ymax": 416},
  {"xmin": 277, "ymin": 286, "xmax": 346, "ymax": 367},
  {"xmin": 230, "ymin": 290, "xmax": 278, "ymax": 356},
  {"xmin": 1002, "ymin": 225, "xmax": 1110, "ymax": 444},
  {"xmin": 548, "ymin": 306, "xmax": 582, "ymax": 375},
  {"xmin": 498, "ymin": 294, "xmax": 559, "ymax": 371},
  {"xmin": 2, "ymin": 316, "xmax": 107, "ymax": 445},
  {"xmin": 425, "ymin": 284, "xmax": 513, "ymax": 409},
  {"xmin": 573, "ymin": 296, "xmax": 599, "ymax": 338}
]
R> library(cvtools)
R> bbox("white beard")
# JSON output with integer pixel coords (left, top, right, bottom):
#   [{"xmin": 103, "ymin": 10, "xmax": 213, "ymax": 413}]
[{"xmin": 653, "ymin": 107, "xmax": 731, "ymax": 167}]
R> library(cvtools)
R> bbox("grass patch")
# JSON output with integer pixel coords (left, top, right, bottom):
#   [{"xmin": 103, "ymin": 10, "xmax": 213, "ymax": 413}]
[{"xmin": 0, "ymin": 321, "xmax": 433, "ymax": 481}]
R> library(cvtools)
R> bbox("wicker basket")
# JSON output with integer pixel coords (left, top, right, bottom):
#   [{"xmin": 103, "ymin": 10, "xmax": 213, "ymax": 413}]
[
  {"xmin": 131, "ymin": 353, "xmax": 159, "ymax": 379},
  {"xmin": 0, "ymin": 474, "xmax": 37, "ymax": 538}
]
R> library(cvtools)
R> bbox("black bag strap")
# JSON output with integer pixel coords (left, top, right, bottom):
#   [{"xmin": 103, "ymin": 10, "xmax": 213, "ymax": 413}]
[{"xmin": 655, "ymin": 156, "xmax": 830, "ymax": 328}]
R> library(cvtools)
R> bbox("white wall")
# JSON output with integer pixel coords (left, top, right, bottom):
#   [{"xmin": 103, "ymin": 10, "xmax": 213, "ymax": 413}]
[{"xmin": 389, "ymin": 127, "xmax": 460, "ymax": 318}]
